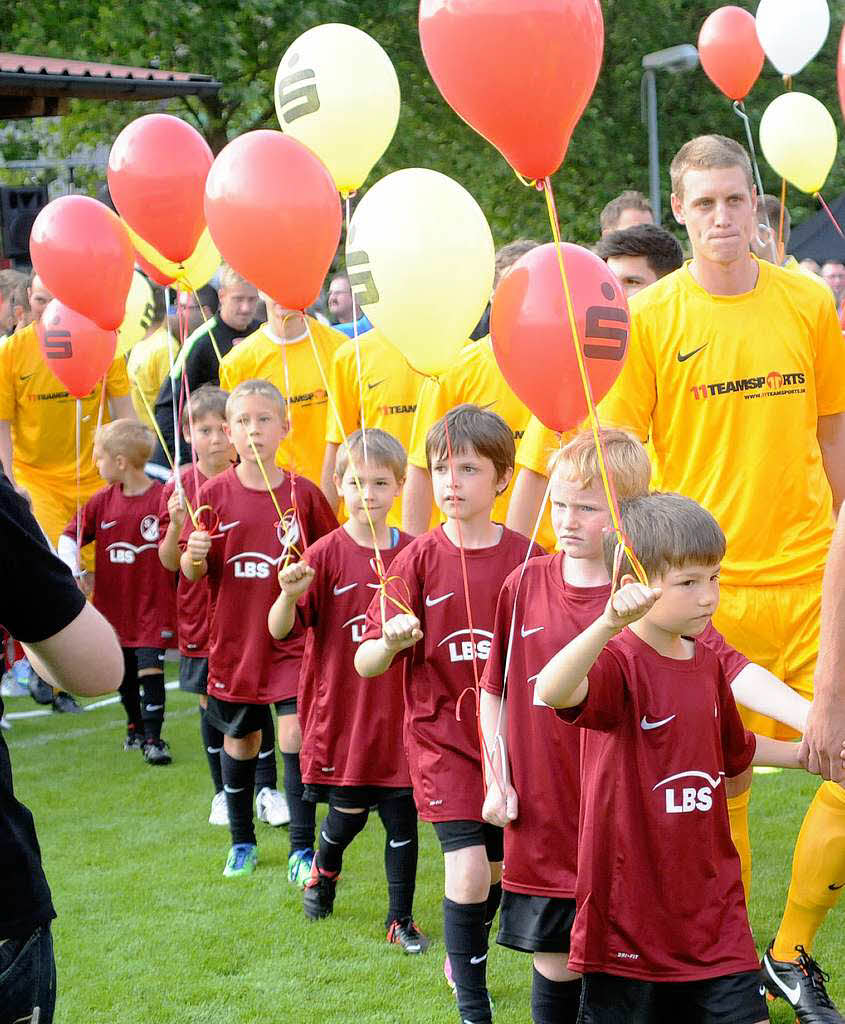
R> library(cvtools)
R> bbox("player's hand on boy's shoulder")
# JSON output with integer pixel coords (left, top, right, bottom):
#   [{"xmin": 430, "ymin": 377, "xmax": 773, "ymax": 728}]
[
  {"xmin": 78, "ymin": 570, "xmax": 94, "ymax": 599},
  {"xmin": 382, "ymin": 614, "xmax": 423, "ymax": 652},
  {"xmin": 167, "ymin": 490, "xmax": 187, "ymax": 530},
  {"xmin": 601, "ymin": 581, "xmax": 662, "ymax": 631},
  {"xmin": 278, "ymin": 560, "xmax": 315, "ymax": 598},
  {"xmin": 186, "ymin": 530, "xmax": 212, "ymax": 562},
  {"xmin": 482, "ymin": 778, "xmax": 518, "ymax": 828}
]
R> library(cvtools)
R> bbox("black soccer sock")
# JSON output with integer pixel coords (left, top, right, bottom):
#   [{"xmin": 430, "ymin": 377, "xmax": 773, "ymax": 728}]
[
  {"xmin": 199, "ymin": 706, "xmax": 224, "ymax": 793},
  {"xmin": 531, "ymin": 966, "xmax": 581, "ymax": 1024},
  {"xmin": 485, "ymin": 880, "xmax": 502, "ymax": 937},
  {"xmin": 139, "ymin": 670, "xmax": 165, "ymax": 742},
  {"xmin": 379, "ymin": 795, "xmax": 419, "ymax": 925},
  {"xmin": 318, "ymin": 805, "xmax": 369, "ymax": 874},
  {"xmin": 221, "ymin": 751, "xmax": 257, "ymax": 846},
  {"xmin": 118, "ymin": 651, "xmax": 142, "ymax": 732},
  {"xmin": 443, "ymin": 897, "xmax": 492, "ymax": 1024},
  {"xmin": 254, "ymin": 711, "xmax": 278, "ymax": 793},
  {"xmin": 282, "ymin": 751, "xmax": 315, "ymax": 852}
]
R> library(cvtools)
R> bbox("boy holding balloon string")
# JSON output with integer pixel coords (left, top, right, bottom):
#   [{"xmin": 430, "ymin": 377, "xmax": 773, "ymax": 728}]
[
  {"xmin": 355, "ymin": 403, "xmax": 542, "ymax": 1024},
  {"xmin": 181, "ymin": 379, "xmax": 336, "ymax": 879}
]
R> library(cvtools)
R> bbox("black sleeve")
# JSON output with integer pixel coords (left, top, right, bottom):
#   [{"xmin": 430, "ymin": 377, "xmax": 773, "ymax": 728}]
[
  {"xmin": 184, "ymin": 336, "xmax": 220, "ymax": 392},
  {"xmin": 0, "ymin": 475, "xmax": 85, "ymax": 643}
]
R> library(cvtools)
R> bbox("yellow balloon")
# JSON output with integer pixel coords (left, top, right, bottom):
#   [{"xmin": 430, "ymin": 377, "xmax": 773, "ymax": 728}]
[
  {"xmin": 346, "ymin": 169, "xmax": 494, "ymax": 377},
  {"xmin": 760, "ymin": 92, "xmax": 837, "ymax": 194},
  {"xmin": 115, "ymin": 270, "xmax": 155, "ymax": 357},
  {"xmin": 275, "ymin": 23, "xmax": 400, "ymax": 195},
  {"xmin": 126, "ymin": 224, "xmax": 221, "ymax": 291}
]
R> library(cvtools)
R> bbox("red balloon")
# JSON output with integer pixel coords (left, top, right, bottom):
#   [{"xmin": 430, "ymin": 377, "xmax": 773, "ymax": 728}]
[
  {"xmin": 135, "ymin": 253, "xmax": 175, "ymax": 287},
  {"xmin": 108, "ymin": 114, "xmax": 213, "ymax": 263},
  {"xmin": 419, "ymin": 0, "xmax": 604, "ymax": 180},
  {"xmin": 838, "ymin": 25, "xmax": 845, "ymax": 124},
  {"xmin": 37, "ymin": 300, "xmax": 117, "ymax": 399},
  {"xmin": 204, "ymin": 131, "xmax": 341, "ymax": 311},
  {"xmin": 491, "ymin": 243, "xmax": 629, "ymax": 432},
  {"xmin": 30, "ymin": 196, "xmax": 134, "ymax": 332},
  {"xmin": 699, "ymin": 6, "xmax": 764, "ymax": 102}
]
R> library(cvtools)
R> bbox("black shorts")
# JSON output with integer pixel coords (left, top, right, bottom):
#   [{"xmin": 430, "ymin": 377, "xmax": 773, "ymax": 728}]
[
  {"xmin": 578, "ymin": 970, "xmax": 768, "ymax": 1024},
  {"xmin": 497, "ymin": 891, "xmax": 576, "ymax": 954},
  {"xmin": 303, "ymin": 783, "xmax": 414, "ymax": 808},
  {"xmin": 124, "ymin": 647, "xmax": 165, "ymax": 672},
  {"xmin": 275, "ymin": 697, "xmax": 297, "ymax": 716},
  {"xmin": 205, "ymin": 696, "xmax": 274, "ymax": 739},
  {"xmin": 179, "ymin": 655, "xmax": 208, "ymax": 694},
  {"xmin": 432, "ymin": 819, "xmax": 504, "ymax": 860}
]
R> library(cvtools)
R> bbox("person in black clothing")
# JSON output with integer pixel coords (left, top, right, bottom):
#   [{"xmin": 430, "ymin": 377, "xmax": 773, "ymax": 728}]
[
  {"xmin": 150, "ymin": 266, "xmax": 260, "ymax": 468},
  {"xmin": 0, "ymin": 474, "xmax": 122, "ymax": 1023}
]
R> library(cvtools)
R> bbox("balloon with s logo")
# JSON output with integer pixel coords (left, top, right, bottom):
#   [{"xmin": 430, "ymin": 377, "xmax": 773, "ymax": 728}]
[
  {"xmin": 491, "ymin": 243, "xmax": 629, "ymax": 432},
  {"xmin": 37, "ymin": 300, "xmax": 117, "ymax": 399},
  {"xmin": 345, "ymin": 168, "xmax": 494, "ymax": 377},
  {"xmin": 116, "ymin": 270, "xmax": 155, "ymax": 358},
  {"xmin": 275, "ymin": 23, "xmax": 400, "ymax": 196}
]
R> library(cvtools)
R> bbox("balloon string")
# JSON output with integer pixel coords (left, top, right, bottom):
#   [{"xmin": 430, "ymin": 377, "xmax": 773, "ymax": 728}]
[
  {"xmin": 778, "ymin": 177, "xmax": 788, "ymax": 260},
  {"xmin": 244, "ymin": 434, "xmax": 302, "ymax": 572},
  {"xmin": 732, "ymin": 101, "xmax": 778, "ymax": 263},
  {"xmin": 179, "ymin": 359, "xmax": 204, "ymax": 525},
  {"xmin": 345, "ymin": 194, "xmax": 368, "ymax": 465},
  {"xmin": 541, "ymin": 177, "xmax": 648, "ymax": 588},
  {"xmin": 188, "ymin": 284, "xmax": 224, "ymax": 366},
  {"xmin": 75, "ymin": 398, "xmax": 82, "ymax": 553},
  {"xmin": 815, "ymin": 192, "xmax": 845, "ymax": 240},
  {"xmin": 134, "ymin": 385, "xmax": 199, "ymax": 528}
]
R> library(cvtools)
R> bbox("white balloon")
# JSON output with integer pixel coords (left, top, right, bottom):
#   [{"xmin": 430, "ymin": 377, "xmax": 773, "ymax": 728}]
[{"xmin": 756, "ymin": 0, "xmax": 830, "ymax": 76}]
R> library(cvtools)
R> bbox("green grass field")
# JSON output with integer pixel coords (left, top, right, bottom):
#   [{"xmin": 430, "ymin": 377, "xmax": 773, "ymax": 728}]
[{"xmin": 4, "ymin": 682, "xmax": 844, "ymax": 1024}]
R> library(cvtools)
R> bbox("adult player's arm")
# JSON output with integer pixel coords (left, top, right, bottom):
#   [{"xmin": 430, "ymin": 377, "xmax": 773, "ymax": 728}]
[
  {"xmin": 817, "ymin": 412, "xmax": 845, "ymax": 510},
  {"xmin": 25, "ymin": 602, "xmax": 123, "ymax": 697},
  {"xmin": 402, "ymin": 465, "xmax": 434, "ymax": 536},
  {"xmin": 105, "ymin": 356, "xmax": 135, "ymax": 421},
  {"xmin": 402, "ymin": 378, "xmax": 441, "ymax": 535},
  {"xmin": 800, "ymin": 504, "xmax": 845, "ymax": 781},
  {"xmin": 507, "ymin": 468, "xmax": 549, "ymax": 538},
  {"xmin": 730, "ymin": 662, "xmax": 810, "ymax": 734},
  {"xmin": 319, "ymin": 443, "xmax": 340, "ymax": 513},
  {"xmin": 0, "ymin": 420, "xmax": 17, "ymax": 489}
]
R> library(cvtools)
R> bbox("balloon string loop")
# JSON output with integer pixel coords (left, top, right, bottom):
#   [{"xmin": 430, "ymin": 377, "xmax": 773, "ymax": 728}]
[
  {"xmin": 134, "ymin": 383, "xmax": 199, "ymax": 529},
  {"xmin": 732, "ymin": 100, "xmax": 778, "ymax": 263}
]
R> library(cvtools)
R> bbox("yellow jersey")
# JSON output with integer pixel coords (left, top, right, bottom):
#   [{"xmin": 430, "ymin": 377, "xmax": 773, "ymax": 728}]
[
  {"xmin": 516, "ymin": 415, "xmax": 565, "ymax": 476},
  {"xmin": 0, "ymin": 321, "xmax": 130, "ymax": 486},
  {"xmin": 219, "ymin": 319, "xmax": 345, "ymax": 487},
  {"xmin": 128, "ymin": 326, "xmax": 178, "ymax": 426},
  {"xmin": 599, "ymin": 258, "xmax": 845, "ymax": 586}
]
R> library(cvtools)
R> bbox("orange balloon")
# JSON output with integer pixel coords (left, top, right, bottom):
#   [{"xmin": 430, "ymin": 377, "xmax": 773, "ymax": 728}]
[
  {"xmin": 491, "ymin": 243, "xmax": 629, "ymax": 432},
  {"xmin": 135, "ymin": 253, "xmax": 175, "ymax": 287},
  {"xmin": 204, "ymin": 131, "xmax": 341, "ymax": 311},
  {"xmin": 30, "ymin": 195, "xmax": 134, "ymax": 332},
  {"xmin": 37, "ymin": 300, "xmax": 117, "ymax": 399},
  {"xmin": 420, "ymin": 0, "xmax": 604, "ymax": 180},
  {"xmin": 699, "ymin": 6, "xmax": 764, "ymax": 102}
]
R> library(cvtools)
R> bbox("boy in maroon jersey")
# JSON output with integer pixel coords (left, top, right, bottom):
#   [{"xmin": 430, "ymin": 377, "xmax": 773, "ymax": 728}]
[
  {"xmin": 181, "ymin": 380, "xmax": 336, "ymax": 878},
  {"xmin": 535, "ymin": 492, "xmax": 834, "ymax": 1024},
  {"xmin": 58, "ymin": 420, "xmax": 176, "ymax": 764},
  {"xmin": 355, "ymin": 404, "xmax": 543, "ymax": 1024},
  {"xmin": 269, "ymin": 428, "xmax": 428, "ymax": 953}
]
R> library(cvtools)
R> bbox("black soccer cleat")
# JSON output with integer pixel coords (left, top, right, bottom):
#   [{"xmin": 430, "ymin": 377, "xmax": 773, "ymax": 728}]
[
  {"xmin": 387, "ymin": 917, "xmax": 430, "ymax": 955},
  {"xmin": 142, "ymin": 739, "xmax": 172, "ymax": 766},
  {"xmin": 303, "ymin": 858, "xmax": 338, "ymax": 921},
  {"xmin": 52, "ymin": 691, "xmax": 83, "ymax": 713},
  {"xmin": 761, "ymin": 941, "xmax": 845, "ymax": 1023}
]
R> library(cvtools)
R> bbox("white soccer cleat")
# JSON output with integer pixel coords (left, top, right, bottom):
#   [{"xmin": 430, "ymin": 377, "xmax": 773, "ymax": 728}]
[
  {"xmin": 255, "ymin": 786, "xmax": 290, "ymax": 827},
  {"xmin": 208, "ymin": 790, "xmax": 229, "ymax": 826}
]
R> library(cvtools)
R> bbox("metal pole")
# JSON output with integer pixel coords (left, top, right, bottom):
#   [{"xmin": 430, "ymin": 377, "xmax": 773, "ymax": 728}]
[{"xmin": 643, "ymin": 69, "xmax": 661, "ymax": 225}]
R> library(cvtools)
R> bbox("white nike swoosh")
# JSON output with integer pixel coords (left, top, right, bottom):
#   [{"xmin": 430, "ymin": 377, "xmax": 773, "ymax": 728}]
[
  {"xmin": 763, "ymin": 956, "xmax": 801, "ymax": 1004},
  {"xmin": 320, "ymin": 829, "xmax": 339, "ymax": 845},
  {"xmin": 521, "ymin": 625, "xmax": 544, "ymax": 637},
  {"xmin": 640, "ymin": 714, "xmax": 676, "ymax": 731},
  {"xmin": 333, "ymin": 583, "xmax": 358, "ymax": 595},
  {"xmin": 257, "ymin": 749, "xmax": 274, "ymax": 759},
  {"xmin": 218, "ymin": 520, "xmax": 240, "ymax": 532},
  {"xmin": 100, "ymin": 520, "xmax": 118, "ymax": 529},
  {"xmin": 206, "ymin": 746, "xmax": 223, "ymax": 754},
  {"xmin": 223, "ymin": 785, "xmax": 245, "ymax": 794},
  {"xmin": 469, "ymin": 954, "xmax": 488, "ymax": 965},
  {"xmin": 144, "ymin": 704, "xmax": 164, "ymax": 712},
  {"xmin": 425, "ymin": 592, "xmax": 454, "ymax": 607},
  {"xmin": 389, "ymin": 838, "xmax": 412, "ymax": 848}
]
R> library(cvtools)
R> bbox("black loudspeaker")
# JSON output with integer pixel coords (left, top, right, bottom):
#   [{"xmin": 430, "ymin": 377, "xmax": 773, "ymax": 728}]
[{"xmin": 0, "ymin": 186, "xmax": 49, "ymax": 260}]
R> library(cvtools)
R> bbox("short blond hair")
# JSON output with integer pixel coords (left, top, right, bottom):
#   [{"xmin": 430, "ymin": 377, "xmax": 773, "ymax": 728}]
[
  {"xmin": 604, "ymin": 492, "xmax": 726, "ymax": 580},
  {"xmin": 670, "ymin": 135, "xmax": 753, "ymax": 202},
  {"xmin": 549, "ymin": 428, "xmax": 651, "ymax": 500},
  {"xmin": 226, "ymin": 379, "xmax": 288, "ymax": 423},
  {"xmin": 218, "ymin": 263, "xmax": 251, "ymax": 292},
  {"xmin": 335, "ymin": 428, "xmax": 407, "ymax": 483},
  {"xmin": 96, "ymin": 419, "xmax": 154, "ymax": 469}
]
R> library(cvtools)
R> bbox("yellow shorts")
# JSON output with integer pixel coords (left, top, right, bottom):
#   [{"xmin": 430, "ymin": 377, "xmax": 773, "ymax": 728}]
[
  {"xmin": 712, "ymin": 580, "xmax": 821, "ymax": 741},
  {"xmin": 15, "ymin": 465, "xmax": 99, "ymax": 571}
]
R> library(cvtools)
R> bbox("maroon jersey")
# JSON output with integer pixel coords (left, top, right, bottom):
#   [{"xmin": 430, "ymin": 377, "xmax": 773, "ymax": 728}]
[
  {"xmin": 362, "ymin": 525, "xmax": 542, "ymax": 822},
  {"xmin": 64, "ymin": 482, "xmax": 176, "ymax": 648},
  {"xmin": 160, "ymin": 466, "xmax": 211, "ymax": 658},
  {"xmin": 482, "ymin": 554, "xmax": 608, "ymax": 898},
  {"xmin": 296, "ymin": 526, "xmax": 413, "ymax": 788},
  {"xmin": 559, "ymin": 629, "xmax": 758, "ymax": 981},
  {"xmin": 183, "ymin": 466, "xmax": 337, "ymax": 703}
]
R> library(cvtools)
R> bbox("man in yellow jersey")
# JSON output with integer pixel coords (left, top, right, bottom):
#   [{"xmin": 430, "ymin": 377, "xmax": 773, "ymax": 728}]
[
  {"xmin": 319, "ymin": 328, "xmax": 421, "ymax": 525},
  {"xmin": 597, "ymin": 135, "xmax": 845, "ymax": 1022},
  {"xmin": 400, "ymin": 240, "xmax": 558, "ymax": 550},
  {"xmin": 507, "ymin": 225, "xmax": 683, "ymax": 538},
  {"xmin": 218, "ymin": 293, "xmax": 345, "ymax": 495}
]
